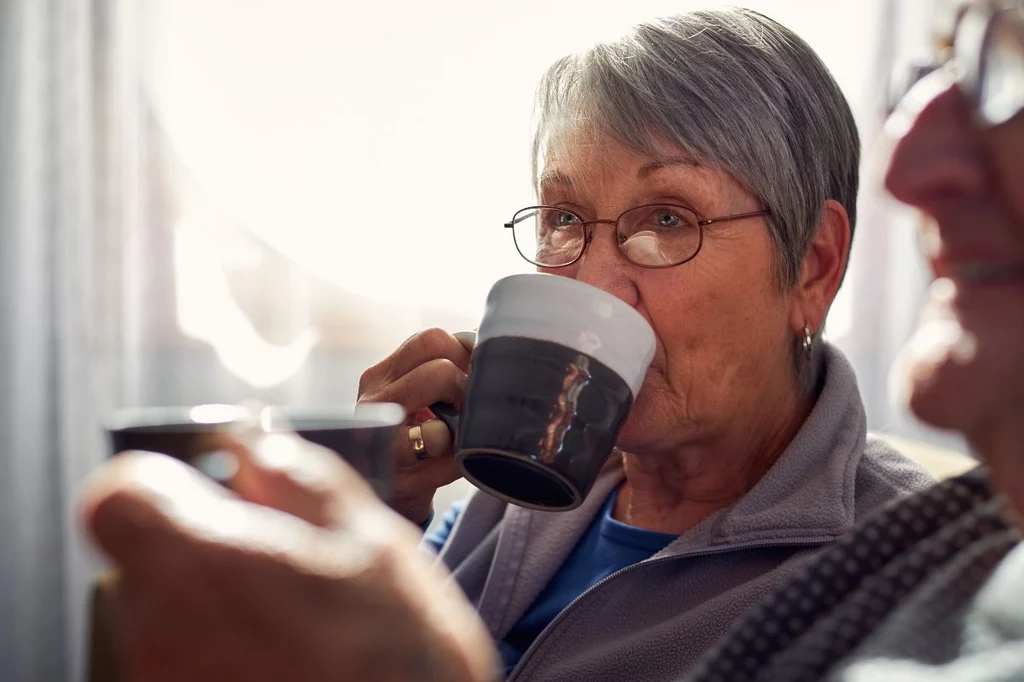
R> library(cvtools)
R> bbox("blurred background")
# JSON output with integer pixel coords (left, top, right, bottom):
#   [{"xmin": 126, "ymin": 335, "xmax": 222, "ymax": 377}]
[{"xmin": 0, "ymin": 0, "xmax": 959, "ymax": 680}]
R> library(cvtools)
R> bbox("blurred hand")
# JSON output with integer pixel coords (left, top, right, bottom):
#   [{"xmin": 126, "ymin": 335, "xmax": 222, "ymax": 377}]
[
  {"xmin": 80, "ymin": 433, "xmax": 497, "ymax": 682},
  {"xmin": 357, "ymin": 328, "xmax": 474, "ymax": 523}
]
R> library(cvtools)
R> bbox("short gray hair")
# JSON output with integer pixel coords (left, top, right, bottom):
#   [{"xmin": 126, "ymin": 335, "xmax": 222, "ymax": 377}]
[{"xmin": 531, "ymin": 8, "xmax": 860, "ymax": 290}]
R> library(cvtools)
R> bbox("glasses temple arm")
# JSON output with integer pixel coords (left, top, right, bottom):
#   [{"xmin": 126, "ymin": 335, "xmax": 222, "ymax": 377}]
[
  {"xmin": 504, "ymin": 213, "xmax": 537, "ymax": 228},
  {"xmin": 698, "ymin": 209, "xmax": 771, "ymax": 227}
]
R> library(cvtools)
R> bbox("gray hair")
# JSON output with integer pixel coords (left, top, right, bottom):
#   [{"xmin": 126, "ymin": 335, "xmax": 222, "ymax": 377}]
[{"xmin": 531, "ymin": 8, "xmax": 860, "ymax": 292}]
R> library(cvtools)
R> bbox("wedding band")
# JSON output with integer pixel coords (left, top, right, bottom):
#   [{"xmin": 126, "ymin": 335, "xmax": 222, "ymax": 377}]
[{"xmin": 409, "ymin": 424, "xmax": 429, "ymax": 460}]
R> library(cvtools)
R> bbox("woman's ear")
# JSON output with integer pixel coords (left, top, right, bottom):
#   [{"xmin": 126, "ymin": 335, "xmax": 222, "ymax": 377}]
[{"xmin": 788, "ymin": 199, "xmax": 852, "ymax": 335}]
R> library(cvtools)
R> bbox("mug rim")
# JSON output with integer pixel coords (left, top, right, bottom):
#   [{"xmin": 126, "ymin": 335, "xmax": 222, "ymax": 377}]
[
  {"xmin": 105, "ymin": 402, "xmax": 406, "ymax": 432},
  {"xmin": 478, "ymin": 273, "xmax": 656, "ymax": 396},
  {"xmin": 454, "ymin": 447, "xmax": 584, "ymax": 511},
  {"xmin": 488, "ymin": 273, "xmax": 650, "ymax": 329}
]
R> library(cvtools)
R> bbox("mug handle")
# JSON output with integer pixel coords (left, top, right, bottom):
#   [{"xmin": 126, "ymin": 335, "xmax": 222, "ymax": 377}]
[
  {"xmin": 427, "ymin": 330, "xmax": 475, "ymax": 437},
  {"xmin": 428, "ymin": 401, "xmax": 460, "ymax": 437}
]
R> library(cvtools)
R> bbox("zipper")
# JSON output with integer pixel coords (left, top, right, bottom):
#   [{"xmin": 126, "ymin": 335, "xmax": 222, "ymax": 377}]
[{"xmin": 505, "ymin": 535, "xmax": 834, "ymax": 681}]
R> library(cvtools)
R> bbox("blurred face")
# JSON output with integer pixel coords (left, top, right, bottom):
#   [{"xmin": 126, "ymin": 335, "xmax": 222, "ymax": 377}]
[
  {"xmin": 537, "ymin": 128, "xmax": 801, "ymax": 455},
  {"xmin": 886, "ymin": 83, "xmax": 1024, "ymax": 441}
]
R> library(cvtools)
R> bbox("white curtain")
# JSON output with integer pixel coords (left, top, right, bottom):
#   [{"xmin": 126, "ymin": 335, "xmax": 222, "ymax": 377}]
[
  {"xmin": 1, "ymin": 0, "xmax": 113, "ymax": 679},
  {"xmin": 830, "ymin": 0, "xmax": 968, "ymax": 453},
  {"xmin": 0, "ymin": 1, "xmax": 954, "ymax": 680}
]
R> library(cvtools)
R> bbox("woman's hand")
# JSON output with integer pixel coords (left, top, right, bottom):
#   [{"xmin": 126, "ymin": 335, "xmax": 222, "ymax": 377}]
[
  {"xmin": 357, "ymin": 328, "xmax": 474, "ymax": 524},
  {"xmin": 80, "ymin": 433, "xmax": 498, "ymax": 682}
]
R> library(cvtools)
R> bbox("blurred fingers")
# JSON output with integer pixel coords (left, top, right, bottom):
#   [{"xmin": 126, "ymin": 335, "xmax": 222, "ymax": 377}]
[
  {"xmin": 80, "ymin": 452, "xmax": 234, "ymax": 574},
  {"xmin": 228, "ymin": 430, "xmax": 379, "ymax": 528}
]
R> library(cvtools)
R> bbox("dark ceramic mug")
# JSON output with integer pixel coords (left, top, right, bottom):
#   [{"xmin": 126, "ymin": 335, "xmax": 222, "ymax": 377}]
[{"xmin": 433, "ymin": 274, "xmax": 655, "ymax": 511}]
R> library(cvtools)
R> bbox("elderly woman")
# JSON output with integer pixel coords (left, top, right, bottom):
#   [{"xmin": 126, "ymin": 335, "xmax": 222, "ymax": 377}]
[{"xmin": 356, "ymin": 8, "xmax": 931, "ymax": 680}]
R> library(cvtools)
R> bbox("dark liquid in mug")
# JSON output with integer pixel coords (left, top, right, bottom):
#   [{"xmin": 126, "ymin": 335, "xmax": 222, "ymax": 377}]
[
  {"xmin": 109, "ymin": 417, "xmax": 397, "ymax": 503},
  {"xmin": 457, "ymin": 336, "xmax": 633, "ymax": 510}
]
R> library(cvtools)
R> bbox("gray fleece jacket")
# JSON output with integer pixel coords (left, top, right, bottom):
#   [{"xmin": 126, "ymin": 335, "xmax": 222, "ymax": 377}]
[{"xmin": 436, "ymin": 345, "xmax": 934, "ymax": 682}]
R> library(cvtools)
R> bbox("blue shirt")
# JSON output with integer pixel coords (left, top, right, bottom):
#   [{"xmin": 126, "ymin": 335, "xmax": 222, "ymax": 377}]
[{"xmin": 424, "ymin": 490, "xmax": 678, "ymax": 676}]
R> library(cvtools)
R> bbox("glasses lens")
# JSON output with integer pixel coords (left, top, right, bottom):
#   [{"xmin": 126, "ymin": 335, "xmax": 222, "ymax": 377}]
[
  {"xmin": 976, "ymin": 8, "xmax": 1024, "ymax": 125},
  {"xmin": 511, "ymin": 207, "xmax": 585, "ymax": 267},
  {"xmin": 617, "ymin": 205, "xmax": 701, "ymax": 267},
  {"xmin": 887, "ymin": 62, "xmax": 942, "ymax": 118}
]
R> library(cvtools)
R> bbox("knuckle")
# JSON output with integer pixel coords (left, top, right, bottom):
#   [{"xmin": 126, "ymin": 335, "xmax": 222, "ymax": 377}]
[
  {"xmin": 420, "ymin": 359, "xmax": 465, "ymax": 397},
  {"xmin": 357, "ymin": 362, "xmax": 386, "ymax": 397},
  {"xmin": 366, "ymin": 539, "xmax": 403, "ymax": 582},
  {"xmin": 429, "ymin": 357, "xmax": 458, "ymax": 374},
  {"xmin": 429, "ymin": 359, "xmax": 467, "ymax": 392},
  {"xmin": 85, "ymin": 485, "xmax": 144, "ymax": 544},
  {"xmin": 415, "ymin": 327, "xmax": 455, "ymax": 358}
]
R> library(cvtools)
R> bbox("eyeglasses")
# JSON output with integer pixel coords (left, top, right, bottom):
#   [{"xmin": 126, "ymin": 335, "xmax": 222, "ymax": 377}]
[
  {"xmin": 891, "ymin": 1, "xmax": 1024, "ymax": 127},
  {"xmin": 959, "ymin": 1, "xmax": 1024, "ymax": 125},
  {"xmin": 504, "ymin": 204, "xmax": 771, "ymax": 269}
]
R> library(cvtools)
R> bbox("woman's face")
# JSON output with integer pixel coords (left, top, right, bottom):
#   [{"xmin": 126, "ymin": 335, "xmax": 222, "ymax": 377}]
[
  {"xmin": 886, "ymin": 85, "xmax": 1024, "ymax": 442},
  {"xmin": 538, "ymin": 129, "xmax": 802, "ymax": 454}
]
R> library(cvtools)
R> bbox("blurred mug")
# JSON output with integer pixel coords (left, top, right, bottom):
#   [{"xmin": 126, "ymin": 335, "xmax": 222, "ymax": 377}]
[
  {"xmin": 435, "ymin": 273, "xmax": 655, "ymax": 511},
  {"xmin": 105, "ymin": 402, "xmax": 405, "ymax": 502}
]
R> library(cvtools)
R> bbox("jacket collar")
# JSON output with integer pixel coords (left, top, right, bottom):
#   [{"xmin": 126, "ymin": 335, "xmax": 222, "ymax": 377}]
[
  {"xmin": 478, "ymin": 343, "xmax": 868, "ymax": 637},
  {"xmin": 667, "ymin": 343, "xmax": 869, "ymax": 552}
]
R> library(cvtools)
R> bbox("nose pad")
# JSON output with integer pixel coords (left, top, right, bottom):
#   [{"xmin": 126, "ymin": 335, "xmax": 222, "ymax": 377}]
[
  {"xmin": 570, "ymin": 222, "xmax": 639, "ymax": 307},
  {"xmin": 567, "ymin": 224, "xmax": 595, "ymax": 264},
  {"xmin": 576, "ymin": 222, "xmax": 620, "ymax": 265}
]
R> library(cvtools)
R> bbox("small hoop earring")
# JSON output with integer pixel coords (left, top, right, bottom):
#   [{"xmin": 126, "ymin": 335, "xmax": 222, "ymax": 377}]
[{"xmin": 803, "ymin": 324, "xmax": 814, "ymax": 362}]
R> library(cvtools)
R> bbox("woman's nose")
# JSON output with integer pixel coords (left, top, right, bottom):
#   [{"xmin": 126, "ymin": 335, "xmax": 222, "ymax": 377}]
[
  {"xmin": 885, "ymin": 84, "xmax": 988, "ymax": 209},
  {"xmin": 569, "ymin": 224, "xmax": 639, "ymax": 305}
]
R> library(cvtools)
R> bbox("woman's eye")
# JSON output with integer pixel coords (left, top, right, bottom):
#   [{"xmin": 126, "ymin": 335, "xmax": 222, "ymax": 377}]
[
  {"xmin": 556, "ymin": 211, "xmax": 581, "ymax": 227},
  {"xmin": 655, "ymin": 211, "xmax": 682, "ymax": 228}
]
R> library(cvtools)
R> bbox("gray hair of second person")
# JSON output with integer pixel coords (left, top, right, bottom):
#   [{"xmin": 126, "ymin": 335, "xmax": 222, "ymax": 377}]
[{"xmin": 531, "ymin": 9, "xmax": 860, "ymax": 386}]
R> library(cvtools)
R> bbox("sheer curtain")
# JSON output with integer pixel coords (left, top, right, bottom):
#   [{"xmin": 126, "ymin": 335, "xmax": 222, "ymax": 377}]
[
  {"xmin": 1, "ymin": 0, "xmax": 121, "ymax": 679},
  {"xmin": 831, "ymin": 0, "xmax": 968, "ymax": 453},
  {"xmin": 0, "ymin": 1, "xmax": 951, "ymax": 681}
]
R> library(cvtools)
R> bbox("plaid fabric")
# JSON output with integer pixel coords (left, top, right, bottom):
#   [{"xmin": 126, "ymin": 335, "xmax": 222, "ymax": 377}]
[{"xmin": 688, "ymin": 468, "xmax": 1022, "ymax": 682}]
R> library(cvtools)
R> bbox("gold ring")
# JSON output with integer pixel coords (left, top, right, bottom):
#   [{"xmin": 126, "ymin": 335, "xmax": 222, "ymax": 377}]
[{"xmin": 409, "ymin": 424, "xmax": 429, "ymax": 460}]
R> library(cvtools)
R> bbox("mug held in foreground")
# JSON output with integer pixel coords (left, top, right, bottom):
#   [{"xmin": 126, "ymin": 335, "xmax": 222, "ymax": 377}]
[
  {"xmin": 105, "ymin": 402, "xmax": 405, "ymax": 503},
  {"xmin": 91, "ymin": 402, "xmax": 405, "ymax": 682}
]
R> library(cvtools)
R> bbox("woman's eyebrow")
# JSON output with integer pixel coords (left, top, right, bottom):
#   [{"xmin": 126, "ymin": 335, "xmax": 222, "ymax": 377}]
[
  {"xmin": 538, "ymin": 170, "xmax": 574, "ymax": 190},
  {"xmin": 539, "ymin": 156, "xmax": 704, "ymax": 193},
  {"xmin": 637, "ymin": 155, "xmax": 702, "ymax": 179}
]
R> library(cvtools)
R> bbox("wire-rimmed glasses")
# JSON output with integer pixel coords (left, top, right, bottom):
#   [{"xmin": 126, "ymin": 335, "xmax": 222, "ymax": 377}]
[
  {"xmin": 504, "ymin": 203, "xmax": 771, "ymax": 269},
  {"xmin": 959, "ymin": 0, "xmax": 1024, "ymax": 126},
  {"xmin": 890, "ymin": 1, "xmax": 1023, "ymax": 127}
]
